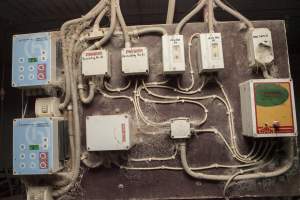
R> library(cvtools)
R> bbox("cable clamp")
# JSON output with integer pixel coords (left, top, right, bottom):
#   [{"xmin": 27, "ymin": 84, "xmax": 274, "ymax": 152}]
[{"xmin": 78, "ymin": 84, "xmax": 84, "ymax": 89}]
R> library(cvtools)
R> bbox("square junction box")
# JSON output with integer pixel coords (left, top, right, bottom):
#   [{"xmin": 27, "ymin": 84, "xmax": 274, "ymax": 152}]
[
  {"xmin": 240, "ymin": 79, "xmax": 297, "ymax": 137},
  {"xmin": 197, "ymin": 33, "xmax": 224, "ymax": 73},
  {"xmin": 170, "ymin": 118, "xmax": 191, "ymax": 139},
  {"xmin": 86, "ymin": 114, "xmax": 134, "ymax": 151},
  {"xmin": 81, "ymin": 49, "xmax": 111, "ymax": 77},
  {"xmin": 121, "ymin": 47, "xmax": 149, "ymax": 75}
]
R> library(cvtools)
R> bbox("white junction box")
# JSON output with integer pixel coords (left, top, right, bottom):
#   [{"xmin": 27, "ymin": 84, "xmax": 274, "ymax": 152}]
[
  {"xmin": 197, "ymin": 33, "xmax": 224, "ymax": 73},
  {"xmin": 121, "ymin": 47, "xmax": 149, "ymax": 75},
  {"xmin": 81, "ymin": 49, "xmax": 111, "ymax": 77},
  {"xmin": 35, "ymin": 97, "xmax": 61, "ymax": 117},
  {"xmin": 86, "ymin": 114, "xmax": 134, "ymax": 151},
  {"xmin": 162, "ymin": 35, "xmax": 186, "ymax": 74},
  {"xmin": 247, "ymin": 28, "xmax": 274, "ymax": 66},
  {"xmin": 27, "ymin": 186, "xmax": 53, "ymax": 200},
  {"xmin": 240, "ymin": 79, "xmax": 297, "ymax": 138},
  {"xmin": 170, "ymin": 118, "xmax": 191, "ymax": 139}
]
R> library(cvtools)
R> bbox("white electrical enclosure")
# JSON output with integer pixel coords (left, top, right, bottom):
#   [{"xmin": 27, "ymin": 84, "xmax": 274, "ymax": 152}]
[
  {"xmin": 35, "ymin": 97, "xmax": 61, "ymax": 117},
  {"xmin": 27, "ymin": 186, "xmax": 53, "ymax": 200},
  {"xmin": 170, "ymin": 118, "xmax": 191, "ymax": 139},
  {"xmin": 121, "ymin": 47, "xmax": 149, "ymax": 75},
  {"xmin": 197, "ymin": 33, "xmax": 224, "ymax": 73},
  {"xmin": 162, "ymin": 35, "xmax": 186, "ymax": 74},
  {"xmin": 240, "ymin": 79, "xmax": 297, "ymax": 138},
  {"xmin": 247, "ymin": 28, "xmax": 274, "ymax": 66},
  {"xmin": 86, "ymin": 114, "xmax": 134, "ymax": 151},
  {"xmin": 81, "ymin": 50, "xmax": 111, "ymax": 77}
]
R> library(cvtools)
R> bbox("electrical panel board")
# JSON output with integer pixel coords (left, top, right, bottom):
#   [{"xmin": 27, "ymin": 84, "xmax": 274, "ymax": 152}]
[
  {"xmin": 247, "ymin": 28, "xmax": 274, "ymax": 66},
  {"xmin": 86, "ymin": 114, "xmax": 134, "ymax": 151},
  {"xmin": 162, "ymin": 35, "xmax": 186, "ymax": 74},
  {"xmin": 170, "ymin": 118, "xmax": 191, "ymax": 139},
  {"xmin": 121, "ymin": 47, "xmax": 149, "ymax": 75},
  {"xmin": 81, "ymin": 49, "xmax": 111, "ymax": 77},
  {"xmin": 240, "ymin": 79, "xmax": 297, "ymax": 137},
  {"xmin": 13, "ymin": 117, "xmax": 64, "ymax": 175},
  {"xmin": 12, "ymin": 32, "xmax": 60, "ymax": 88},
  {"xmin": 197, "ymin": 33, "xmax": 224, "ymax": 73}
]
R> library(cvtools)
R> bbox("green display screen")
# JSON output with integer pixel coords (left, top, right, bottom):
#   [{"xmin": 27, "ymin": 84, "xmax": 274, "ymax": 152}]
[
  {"xmin": 28, "ymin": 57, "xmax": 38, "ymax": 63},
  {"xmin": 29, "ymin": 145, "xmax": 39, "ymax": 150}
]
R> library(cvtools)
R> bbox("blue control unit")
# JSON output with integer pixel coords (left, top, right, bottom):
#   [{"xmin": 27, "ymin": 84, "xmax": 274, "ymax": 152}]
[
  {"xmin": 13, "ymin": 117, "xmax": 62, "ymax": 175},
  {"xmin": 12, "ymin": 32, "xmax": 58, "ymax": 88}
]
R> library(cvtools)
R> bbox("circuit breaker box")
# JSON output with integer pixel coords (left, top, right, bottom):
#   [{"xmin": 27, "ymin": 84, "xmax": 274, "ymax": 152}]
[
  {"xmin": 12, "ymin": 32, "xmax": 60, "ymax": 88},
  {"xmin": 240, "ymin": 79, "xmax": 297, "ymax": 137},
  {"xmin": 121, "ymin": 47, "xmax": 149, "ymax": 75},
  {"xmin": 162, "ymin": 35, "xmax": 186, "ymax": 74},
  {"xmin": 247, "ymin": 28, "xmax": 274, "ymax": 66},
  {"xmin": 197, "ymin": 33, "xmax": 224, "ymax": 73},
  {"xmin": 86, "ymin": 114, "xmax": 134, "ymax": 151},
  {"xmin": 81, "ymin": 49, "xmax": 111, "ymax": 77},
  {"xmin": 13, "ymin": 117, "xmax": 65, "ymax": 175}
]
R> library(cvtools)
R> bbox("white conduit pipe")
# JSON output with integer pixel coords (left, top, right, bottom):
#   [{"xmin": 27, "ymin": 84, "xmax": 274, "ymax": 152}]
[
  {"xmin": 129, "ymin": 27, "xmax": 168, "ymax": 36},
  {"xmin": 208, "ymin": 0, "xmax": 214, "ymax": 33},
  {"xmin": 179, "ymin": 140, "xmax": 294, "ymax": 181},
  {"xmin": 214, "ymin": 0, "xmax": 254, "ymax": 30},
  {"xmin": 78, "ymin": 81, "xmax": 96, "ymax": 104},
  {"xmin": 53, "ymin": 56, "xmax": 82, "ymax": 197},
  {"xmin": 59, "ymin": 0, "xmax": 109, "ymax": 110},
  {"xmin": 116, "ymin": 0, "xmax": 131, "ymax": 48},
  {"xmin": 88, "ymin": 0, "xmax": 117, "ymax": 50},
  {"xmin": 175, "ymin": 0, "xmax": 208, "ymax": 34},
  {"xmin": 166, "ymin": 0, "xmax": 176, "ymax": 24},
  {"xmin": 93, "ymin": 6, "xmax": 110, "ymax": 32}
]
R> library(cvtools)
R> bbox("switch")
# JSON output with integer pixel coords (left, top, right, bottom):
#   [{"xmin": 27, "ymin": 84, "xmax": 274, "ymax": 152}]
[
  {"xmin": 162, "ymin": 35, "xmax": 186, "ymax": 74},
  {"xmin": 197, "ymin": 33, "xmax": 225, "ymax": 73}
]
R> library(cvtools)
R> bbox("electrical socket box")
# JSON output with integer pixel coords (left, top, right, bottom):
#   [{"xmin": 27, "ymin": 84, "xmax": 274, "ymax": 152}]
[
  {"xmin": 27, "ymin": 186, "xmax": 53, "ymax": 200},
  {"xmin": 162, "ymin": 35, "xmax": 186, "ymax": 74},
  {"xmin": 121, "ymin": 47, "xmax": 149, "ymax": 75},
  {"xmin": 170, "ymin": 118, "xmax": 191, "ymax": 139},
  {"xmin": 240, "ymin": 79, "xmax": 297, "ymax": 138},
  {"xmin": 81, "ymin": 49, "xmax": 111, "ymax": 77},
  {"xmin": 13, "ymin": 117, "xmax": 65, "ymax": 175},
  {"xmin": 247, "ymin": 28, "xmax": 274, "ymax": 66},
  {"xmin": 197, "ymin": 33, "xmax": 225, "ymax": 73},
  {"xmin": 86, "ymin": 114, "xmax": 134, "ymax": 151},
  {"xmin": 12, "ymin": 32, "xmax": 60, "ymax": 88},
  {"xmin": 35, "ymin": 97, "xmax": 62, "ymax": 117}
]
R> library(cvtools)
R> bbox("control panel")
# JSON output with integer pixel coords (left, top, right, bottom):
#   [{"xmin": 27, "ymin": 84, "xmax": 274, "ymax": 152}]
[
  {"xmin": 240, "ymin": 79, "xmax": 297, "ymax": 137},
  {"xmin": 81, "ymin": 49, "xmax": 111, "ymax": 77},
  {"xmin": 12, "ymin": 32, "xmax": 59, "ymax": 88},
  {"xmin": 247, "ymin": 28, "xmax": 274, "ymax": 66},
  {"xmin": 13, "ymin": 117, "xmax": 64, "ymax": 175},
  {"xmin": 86, "ymin": 114, "xmax": 134, "ymax": 151},
  {"xmin": 162, "ymin": 35, "xmax": 186, "ymax": 74},
  {"xmin": 121, "ymin": 47, "xmax": 149, "ymax": 75},
  {"xmin": 197, "ymin": 33, "xmax": 225, "ymax": 73}
]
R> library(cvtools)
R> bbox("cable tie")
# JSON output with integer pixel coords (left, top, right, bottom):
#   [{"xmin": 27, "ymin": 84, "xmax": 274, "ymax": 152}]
[
  {"xmin": 181, "ymin": 100, "xmax": 185, "ymax": 103},
  {"xmin": 78, "ymin": 84, "xmax": 84, "ymax": 89}
]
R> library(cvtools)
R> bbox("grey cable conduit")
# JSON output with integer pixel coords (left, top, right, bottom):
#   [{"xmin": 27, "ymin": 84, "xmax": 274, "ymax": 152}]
[
  {"xmin": 214, "ymin": 0, "xmax": 254, "ymax": 30},
  {"xmin": 59, "ymin": 0, "xmax": 109, "ymax": 110},
  {"xmin": 175, "ymin": 0, "xmax": 207, "ymax": 34},
  {"xmin": 87, "ymin": 0, "xmax": 117, "ymax": 50},
  {"xmin": 166, "ymin": 0, "xmax": 176, "ymax": 24},
  {"xmin": 179, "ymin": 140, "xmax": 294, "ymax": 181},
  {"xmin": 116, "ymin": 0, "xmax": 131, "ymax": 48}
]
